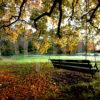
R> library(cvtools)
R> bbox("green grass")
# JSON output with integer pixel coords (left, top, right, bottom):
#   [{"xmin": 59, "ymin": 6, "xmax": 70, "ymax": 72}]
[
  {"xmin": 0, "ymin": 55, "xmax": 100, "ymax": 64},
  {"xmin": 0, "ymin": 55, "xmax": 100, "ymax": 72},
  {"xmin": 0, "ymin": 55, "xmax": 100, "ymax": 76}
]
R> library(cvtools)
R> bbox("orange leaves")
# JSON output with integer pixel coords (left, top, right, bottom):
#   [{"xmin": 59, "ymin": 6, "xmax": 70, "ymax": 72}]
[
  {"xmin": 50, "ymin": 83, "xmax": 59, "ymax": 93},
  {"xmin": 0, "ymin": 75, "xmax": 17, "ymax": 84},
  {"xmin": 30, "ymin": 75, "xmax": 50, "ymax": 96},
  {"xmin": 0, "ymin": 74, "xmax": 18, "ymax": 99},
  {"xmin": 0, "ymin": 72, "xmax": 60, "ymax": 99},
  {"xmin": 25, "ymin": 74, "xmax": 59, "ymax": 96}
]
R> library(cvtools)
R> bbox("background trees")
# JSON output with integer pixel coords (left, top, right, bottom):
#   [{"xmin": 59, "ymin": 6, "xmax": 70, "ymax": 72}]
[{"xmin": 0, "ymin": 0, "xmax": 100, "ymax": 55}]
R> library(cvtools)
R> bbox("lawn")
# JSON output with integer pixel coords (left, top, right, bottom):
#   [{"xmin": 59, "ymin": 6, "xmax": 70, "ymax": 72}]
[
  {"xmin": 0, "ymin": 54, "xmax": 100, "ymax": 65},
  {"xmin": 0, "ymin": 55, "xmax": 100, "ymax": 99}
]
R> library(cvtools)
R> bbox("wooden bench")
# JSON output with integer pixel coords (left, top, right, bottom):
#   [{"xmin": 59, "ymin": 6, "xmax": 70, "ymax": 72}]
[{"xmin": 50, "ymin": 59, "xmax": 99, "ymax": 77}]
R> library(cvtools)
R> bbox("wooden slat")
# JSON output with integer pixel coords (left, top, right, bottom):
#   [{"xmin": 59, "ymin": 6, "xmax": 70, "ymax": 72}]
[
  {"xmin": 53, "ymin": 64, "xmax": 97, "ymax": 74},
  {"xmin": 50, "ymin": 59, "xmax": 98, "ymax": 76},
  {"xmin": 51, "ymin": 60, "xmax": 92, "ymax": 68}
]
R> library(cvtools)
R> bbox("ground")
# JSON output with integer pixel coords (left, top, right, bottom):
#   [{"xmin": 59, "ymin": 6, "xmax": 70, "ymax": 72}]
[{"xmin": 0, "ymin": 55, "xmax": 100, "ymax": 100}]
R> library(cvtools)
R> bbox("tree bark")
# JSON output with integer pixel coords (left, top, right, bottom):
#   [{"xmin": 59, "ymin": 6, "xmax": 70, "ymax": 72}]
[
  {"xmin": 14, "ymin": 42, "xmax": 19, "ymax": 55},
  {"xmin": 23, "ymin": 33, "xmax": 28, "ymax": 55}
]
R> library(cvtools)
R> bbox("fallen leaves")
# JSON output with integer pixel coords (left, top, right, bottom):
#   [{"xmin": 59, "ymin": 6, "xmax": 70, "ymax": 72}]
[{"xmin": 0, "ymin": 71, "xmax": 60, "ymax": 99}]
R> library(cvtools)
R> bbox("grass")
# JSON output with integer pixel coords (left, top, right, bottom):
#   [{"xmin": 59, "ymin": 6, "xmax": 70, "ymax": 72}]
[
  {"xmin": 0, "ymin": 55, "xmax": 100, "ymax": 99},
  {"xmin": 0, "ymin": 55, "xmax": 100, "ymax": 65},
  {"xmin": 0, "ymin": 55, "xmax": 100, "ymax": 77}
]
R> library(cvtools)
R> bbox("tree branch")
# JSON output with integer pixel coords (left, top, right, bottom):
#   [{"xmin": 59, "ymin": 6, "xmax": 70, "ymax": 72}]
[
  {"xmin": 70, "ymin": 0, "xmax": 75, "ymax": 20},
  {"xmin": 0, "ymin": 0, "xmax": 27, "ymax": 29},
  {"xmin": 81, "ymin": 1, "xmax": 100, "ymax": 23},
  {"xmin": 33, "ymin": 0, "xmax": 63, "ymax": 38},
  {"xmin": 89, "ymin": 21, "xmax": 100, "ymax": 30},
  {"xmin": 33, "ymin": 0, "xmax": 57, "ymax": 28},
  {"xmin": 57, "ymin": 0, "xmax": 62, "ymax": 38},
  {"xmin": 87, "ymin": 1, "xmax": 100, "ymax": 22},
  {"xmin": 81, "ymin": 9, "xmax": 93, "ymax": 19}
]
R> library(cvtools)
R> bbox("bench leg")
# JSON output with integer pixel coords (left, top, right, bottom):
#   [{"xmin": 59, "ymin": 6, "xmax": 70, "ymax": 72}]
[{"xmin": 91, "ymin": 74, "xmax": 94, "ymax": 78}]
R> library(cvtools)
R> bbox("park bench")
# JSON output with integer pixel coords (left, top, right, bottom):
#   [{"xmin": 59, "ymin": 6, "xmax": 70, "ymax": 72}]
[{"xmin": 50, "ymin": 59, "xmax": 99, "ymax": 77}]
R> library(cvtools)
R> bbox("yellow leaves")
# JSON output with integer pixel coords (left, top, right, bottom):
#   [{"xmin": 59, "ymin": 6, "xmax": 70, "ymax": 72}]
[
  {"xmin": 9, "ymin": 31, "xmax": 18, "ymax": 43},
  {"xmin": 67, "ymin": 0, "xmax": 73, "ymax": 6},
  {"xmin": 14, "ymin": 0, "xmax": 22, "ymax": 5},
  {"xmin": 33, "ymin": 36, "xmax": 51, "ymax": 54},
  {"xmin": 93, "ymin": 10, "xmax": 100, "ymax": 26},
  {"xmin": 10, "ymin": 31, "xmax": 18, "ymax": 43},
  {"xmin": 5, "ymin": 28, "xmax": 10, "ymax": 33},
  {"xmin": 9, "ymin": 6, "xmax": 16, "ymax": 15},
  {"xmin": 31, "ymin": 0, "xmax": 43, "ymax": 10},
  {"xmin": 54, "ymin": 37, "xmax": 68, "ymax": 48},
  {"xmin": 0, "ymin": 0, "xmax": 2, "ymax": 4},
  {"xmin": 2, "ymin": 12, "xmax": 12, "ymax": 22},
  {"xmin": 52, "ymin": 26, "xmax": 80, "ymax": 54},
  {"xmin": 34, "ymin": 41, "xmax": 40, "ymax": 50},
  {"xmin": 67, "ymin": 0, "xmax": 80, "ymax": 7},
  {"xmin": 87, "ymin": 40, "xmax": 95, "ymax": 51},
  {"xmin": 91, "ymin": 0, "xmax": 98, "ymax": 4},
  {"xmin": 4, "ymin": 28, "xmax": 19, "ymax": 43},
  {"xmin": 0, "ymin": 0, "xmax": 29, "ymax": 25},
  {"xmin": 39, "ymin": 41, "xmax": 51, "ymax": 54}
]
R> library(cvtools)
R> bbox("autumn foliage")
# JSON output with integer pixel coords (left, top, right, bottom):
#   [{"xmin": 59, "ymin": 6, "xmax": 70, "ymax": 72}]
[{"xmin": 0, "ymin": 70, "xmax": 60, "ymax": 99}]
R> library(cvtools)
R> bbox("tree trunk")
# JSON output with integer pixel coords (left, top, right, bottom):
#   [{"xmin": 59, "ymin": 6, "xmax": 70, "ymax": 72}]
[
  {"xmin": 14, "ymin": 42, "xmax": 19, "ymax": 55},
  {"xmin": 23, "ymin": 38, "xmax": 28, "ymax": 55}
]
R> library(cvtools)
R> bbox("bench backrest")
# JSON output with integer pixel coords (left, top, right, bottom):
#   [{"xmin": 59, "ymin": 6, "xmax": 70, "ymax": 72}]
[
  {"xmin": 51, "ymin": 59, "xmax": 92, "ymax": 68},
  {"xmin": 50, "ymin": 59, "xmax": 98, "ymax": 76},
  {"xmin": 51, "ymin": 59, "xmax": 90, "ymax": 63}
]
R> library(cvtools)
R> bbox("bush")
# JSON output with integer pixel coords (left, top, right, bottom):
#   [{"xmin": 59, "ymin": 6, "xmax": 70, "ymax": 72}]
[{"xmin": 1, "ymin": 50, "xmax": 14, "ymax": 56}]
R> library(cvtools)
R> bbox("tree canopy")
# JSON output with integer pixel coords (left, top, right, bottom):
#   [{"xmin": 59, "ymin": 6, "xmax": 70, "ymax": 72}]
[{"xmin": 0, "ymin": 0, "xmax": 100, "ymax": 54}]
